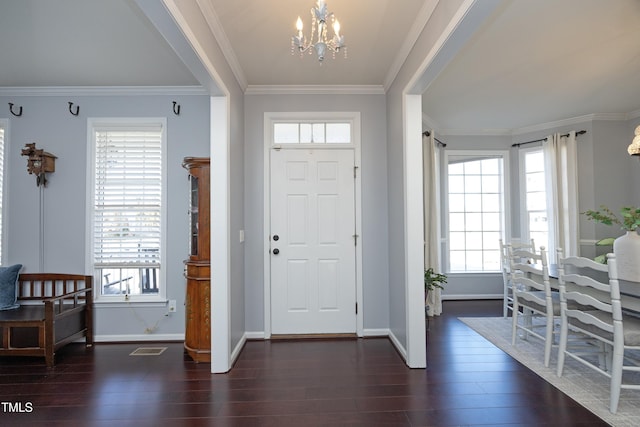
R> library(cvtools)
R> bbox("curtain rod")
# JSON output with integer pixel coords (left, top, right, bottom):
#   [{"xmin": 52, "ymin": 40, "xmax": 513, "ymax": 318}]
[
  {"xmin": 422, "ymin": 131, "xmax": 447, "ymax": 147},
  {"xmin": 512, "ymin": 130, "xmax": 587, "ymax": 148}
]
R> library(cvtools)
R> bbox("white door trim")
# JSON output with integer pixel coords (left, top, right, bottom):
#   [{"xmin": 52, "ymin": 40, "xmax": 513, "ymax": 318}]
[{"xmin": 263, "ymin": 112, "xmax": 363, "ymax": 338}]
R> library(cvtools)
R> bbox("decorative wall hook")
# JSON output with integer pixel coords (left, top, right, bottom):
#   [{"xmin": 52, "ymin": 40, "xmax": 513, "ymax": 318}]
[
  {"xmin": 9, "ymin": 102, "xmax": 23, "ymax": 117},
  {"xmin": 21, "ymin": 143, "xmax": 57, "ymax": 187},
  {"xmin": 68, "ymin": 102, "xmax": 80, "ymax": 116},
  {"xmin": 172, "ymin": 101, "xmax": 181, "ymax": 115}
]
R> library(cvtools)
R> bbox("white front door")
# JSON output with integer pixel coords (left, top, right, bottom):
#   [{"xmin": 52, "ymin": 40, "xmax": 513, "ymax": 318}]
[{"xmin": 270, "ymin": 148, "xmax": 356, "ymax": 334}]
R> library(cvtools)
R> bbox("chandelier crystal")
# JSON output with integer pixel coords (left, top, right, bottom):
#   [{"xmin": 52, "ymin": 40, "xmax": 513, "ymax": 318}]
[{"xmin": 291, "ymin": 0, "xmax": 346, "ymax": 63}]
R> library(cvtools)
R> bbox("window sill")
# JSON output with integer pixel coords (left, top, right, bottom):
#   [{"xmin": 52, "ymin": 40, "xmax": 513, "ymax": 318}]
[
  {"xmin": 446, "ymin": 271, "xmax": 501, "ymax": 277},
  {"xmin": 94, "ymin": 296, "xmax": 167, "ymax": 308}
]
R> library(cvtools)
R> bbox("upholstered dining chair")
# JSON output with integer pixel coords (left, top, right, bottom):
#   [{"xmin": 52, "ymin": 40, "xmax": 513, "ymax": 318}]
[
  {"xmin": 556, "ymin": 250, "xmax": 640, "ymax": 414},
  {"xmin": 500, "ymin": 238, "xmax": 536, "ymax": 318},
  {"xmin": 510, "ymin": 245, "xmax": 559, "ymax": 367}
]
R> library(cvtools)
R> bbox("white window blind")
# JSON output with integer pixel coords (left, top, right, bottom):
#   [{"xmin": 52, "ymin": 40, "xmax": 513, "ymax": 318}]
[{"xmin": 92, "ymin": 126, "xmax": 162, "ymax": 268}]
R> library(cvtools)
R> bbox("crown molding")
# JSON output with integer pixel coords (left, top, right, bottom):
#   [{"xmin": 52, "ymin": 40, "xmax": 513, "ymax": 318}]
[
  {"xmin": 439, "ymin": 128, "xmax": 513, "ymax": 136},
  {"xmin": 429, "ymin": 112, "xmax": 637, "ymax": 137},
  {"xmin": 383, "ymin": 0, "xmax": 439, "ymax": 91},
  {"xmin": 0, "ymin": 86, "xmax": 208, "ymax": 97},
  {"xmin": 628, "ymin": 109, "xmax": 640, "ymax": 120},
  {"xmin": 245, "ymin": 85, "xmax": 385, "ymax": 95},
  {"xmin": 511, "ymin": 113, "xmax": 626, "ymax": 136},
  {"xmin": 195, "ymin": 0, "xmax": 247, "ymax": 91}
]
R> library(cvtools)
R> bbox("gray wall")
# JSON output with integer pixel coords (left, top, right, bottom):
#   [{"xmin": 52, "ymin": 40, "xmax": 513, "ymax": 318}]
[
  {"xmin": 243, "ymin": 93, "xmax": 389, "ymax": 333},
  {"xmin": 1, "ymin": 93, "xmax": 209, "ymax": 338},
  {"xmin": 167, "ymin": 0, "xmax": 247, "ymax": 362},
  {"xmin": 587, "ymin": 119, "xmax": 638, "ymax": 257},
  {"xmin": 384, "ymin": 89, "xmax": 406, "ymax": 346},
  {"xmin": 631, "ymin": 117, "xmax": 640, "ymax": 206},
  {"xmin": 385, "ymin": 0, "xmax": 467, "ymax": 350},
  {"xmin": 230, "ymin": 92, "xmax": 246, "ymax": 347}
]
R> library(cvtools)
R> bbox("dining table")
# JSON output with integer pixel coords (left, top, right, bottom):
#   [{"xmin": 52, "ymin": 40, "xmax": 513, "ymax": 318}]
[{"xmin": 547, "ymin": 263, "xmax": 640, "ymax": 315}]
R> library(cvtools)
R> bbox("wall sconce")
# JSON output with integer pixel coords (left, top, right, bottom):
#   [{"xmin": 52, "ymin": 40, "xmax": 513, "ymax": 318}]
[
  {"xmin": 628, "ymin": 125, "xmax": 640, "ymax": 156},
  {"xmin": 21, "ymin": 143, "xmax": 57, "ymax": 187}
]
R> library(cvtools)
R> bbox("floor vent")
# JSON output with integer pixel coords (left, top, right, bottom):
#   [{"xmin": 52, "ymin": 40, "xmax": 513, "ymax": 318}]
[{"xmin": 129, "ymin": 347, "xmax": 168, "ymax": 356}]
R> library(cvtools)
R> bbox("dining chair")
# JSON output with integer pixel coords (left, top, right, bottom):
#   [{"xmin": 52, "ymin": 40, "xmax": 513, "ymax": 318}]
[
  {"xmin": 500, "ymin": 238, "xmax": 536, "ymax": 318},
  {"xmin": 510, "ymin": 245, "xmax": 558, "ymax": 367},
  {"xmin": 556, "ymin": 250, "xmax": 640, "ymax": 414}
]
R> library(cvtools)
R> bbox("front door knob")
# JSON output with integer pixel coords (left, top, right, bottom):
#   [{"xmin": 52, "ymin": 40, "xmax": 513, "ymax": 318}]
[{"xmin": 273, "ymin": 248, "xmax": 280, "ymax": 255}]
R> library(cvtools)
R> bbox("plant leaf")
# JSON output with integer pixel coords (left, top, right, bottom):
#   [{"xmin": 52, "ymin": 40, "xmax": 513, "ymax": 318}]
[
  {"xmin": 596, "ymin": 237, "xmax": 616, "ymax": 246},
  {"xmin": 594, "ymin": 254, "xmax": 608, "ymax": 264}
]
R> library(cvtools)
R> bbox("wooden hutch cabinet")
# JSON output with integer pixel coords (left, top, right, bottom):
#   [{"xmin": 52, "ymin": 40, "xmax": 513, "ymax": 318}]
[{"xmin": 182, "ymin": 157, "xmax": 210, "ymax": 363}]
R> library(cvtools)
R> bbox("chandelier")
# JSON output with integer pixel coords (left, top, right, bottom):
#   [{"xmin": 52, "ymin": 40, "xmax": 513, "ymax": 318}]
[{"xmin": 291, "ymin": 0, "xmax": 346, "ymax": 63}]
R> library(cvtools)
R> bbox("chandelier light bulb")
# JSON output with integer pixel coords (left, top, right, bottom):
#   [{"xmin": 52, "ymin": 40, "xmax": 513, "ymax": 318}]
[
  {"xmin": 296, "ymin": 16, "xmax": 303, "ymax": 32},
  {"xmin": 333, "ymin": 19, "xmax": 340, "ymax": 37}
]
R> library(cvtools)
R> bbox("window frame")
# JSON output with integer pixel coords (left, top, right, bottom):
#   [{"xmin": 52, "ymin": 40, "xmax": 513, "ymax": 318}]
[
  {"xmin": 518, "ymin": 145, "xmax": 551, "ymax": 254},
  {"xmin": 86, "ymin": 117, "xmax": 168, "ymax": 304},
  {"xmin": 273, "ymin": 122, "xmax": 353, "ymax": 145},
  {"xmin": 443, "ymin": 150, "xmax": 510, "ymax": 274},
  {"xmin": 269, "ymin": 112, "xmax": 356, "ymax": 149}
]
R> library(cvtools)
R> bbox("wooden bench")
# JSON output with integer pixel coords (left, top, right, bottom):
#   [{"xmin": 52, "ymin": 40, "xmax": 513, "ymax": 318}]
[{"xmin": 0, "ymin": 273, "xmax": 93, "ymax": 367}]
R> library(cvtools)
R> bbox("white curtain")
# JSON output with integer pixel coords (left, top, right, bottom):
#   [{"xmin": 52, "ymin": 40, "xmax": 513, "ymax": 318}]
[
  {"xmin": 543, "ymin": 131, "xmax": 580, "ymax": 260},
  {"xmin": 423, "ymin": 132, "xmax": 443, "ymax": 316}
]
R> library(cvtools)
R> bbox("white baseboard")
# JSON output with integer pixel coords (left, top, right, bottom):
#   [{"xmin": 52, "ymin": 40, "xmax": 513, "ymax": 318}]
[
  {"xmin": 244, "ymin": 330, "xmax": 389, "ymax": 339},
  {"xmin": 387, "ymin": 330, "xmax": 407, "ymax": 362},
  {"xmin": 442, "ymin": 294, "xmax": 502, "ymax": 300},
  {"xmin": 95, "ymin": 333, "xmax": 184, "ymax": 342},
  {"xmin": 229, "ymin": 334, "xmax": 247, "ymax": 368},
  {"xmin": 245, "ymin": 331, "xmax": 266, "ymax": 340},
  {"xmin": 362, "ymin": 328, "xmax": 390, "ymax": 337}
]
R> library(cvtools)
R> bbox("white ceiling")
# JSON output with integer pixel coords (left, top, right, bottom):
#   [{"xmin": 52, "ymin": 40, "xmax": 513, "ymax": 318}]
[
  {"xmin": 202, "ymin": 0, "xmax": 430, "ymax": 88},
  {"xmin": 423, "ymin": 0, "xmax": 640, "ymax": 133},
  {"xmin": 1, "ymin": 0, "xmax": 639, "ymax": 134}
]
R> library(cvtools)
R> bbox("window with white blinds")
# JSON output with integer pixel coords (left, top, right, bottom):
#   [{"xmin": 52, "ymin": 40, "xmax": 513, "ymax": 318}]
[
  {"xmin": 89, "ymin": 120, "xmax": 166, "ymax": 299},
  {"xmin": 0, "ymin": 123, "xmax": 5, "ymax": 264}
]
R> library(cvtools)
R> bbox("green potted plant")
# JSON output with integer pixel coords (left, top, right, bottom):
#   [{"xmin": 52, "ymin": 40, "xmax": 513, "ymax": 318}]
[
  {"xmin": 424, "ymin": 267, "xmax": 447, "ymax": 294},
  {"xmin": 583, "ymin": 206, "xmax": 640, "ymax": 280},
  {"xmin": 583, "ymin": 205, "xmax": 640, "ymax": 232},
  {"xmin": 424, "ymin": 267, "xmax": 447, "ymax": 321}
]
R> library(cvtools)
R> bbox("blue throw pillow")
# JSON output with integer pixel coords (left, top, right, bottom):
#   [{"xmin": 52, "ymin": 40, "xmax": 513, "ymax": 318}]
[{"xmin": 0, "ymin": 264, "xmax": 23, "ymax": 310}]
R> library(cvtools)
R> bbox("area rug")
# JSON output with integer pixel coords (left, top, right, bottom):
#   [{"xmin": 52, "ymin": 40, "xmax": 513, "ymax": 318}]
[{"xmin": 459, "ymin": 317, "xmax": 640, "ymax": 427}]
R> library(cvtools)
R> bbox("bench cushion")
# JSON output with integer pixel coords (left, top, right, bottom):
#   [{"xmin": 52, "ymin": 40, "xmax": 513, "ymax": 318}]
[{"xmin": 0, "ymin": 264, "xmax": 22, "ymax": 311}]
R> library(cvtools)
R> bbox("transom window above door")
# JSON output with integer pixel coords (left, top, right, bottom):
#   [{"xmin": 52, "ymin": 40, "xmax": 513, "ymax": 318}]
[{"xmin": 274, "ymin": 122, "xmax": 351, "ymax": 144}]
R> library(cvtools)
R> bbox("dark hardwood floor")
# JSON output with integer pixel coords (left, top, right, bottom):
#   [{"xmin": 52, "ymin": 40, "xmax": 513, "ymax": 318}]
[{"xmin": 0, "ymin": 300, "xmax": 607, "ymax": 426}]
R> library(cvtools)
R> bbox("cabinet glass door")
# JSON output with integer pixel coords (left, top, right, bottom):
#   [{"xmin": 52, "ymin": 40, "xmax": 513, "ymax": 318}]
[{"xmin": 189, "ymin": 175, "xmax": 199, "ymax": 256}]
